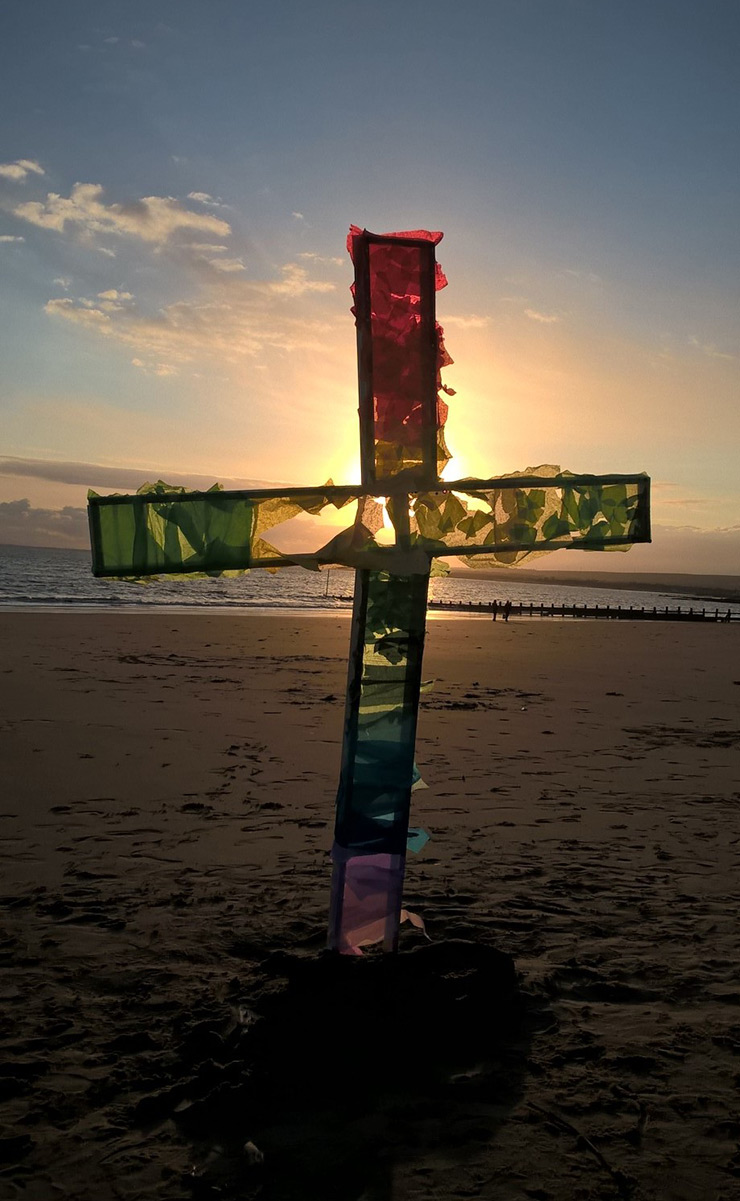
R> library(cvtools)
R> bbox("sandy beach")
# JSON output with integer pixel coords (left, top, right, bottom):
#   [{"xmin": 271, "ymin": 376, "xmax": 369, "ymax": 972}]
[{"xmin": 1, "ymin": 611, "xmax": 739, "ymax": 1200}]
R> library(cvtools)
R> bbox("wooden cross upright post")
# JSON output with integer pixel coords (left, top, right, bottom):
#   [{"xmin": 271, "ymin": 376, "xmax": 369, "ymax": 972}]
[{"xmin": 88, "ymin": 226, "xmax": 651, "ymax": 954}]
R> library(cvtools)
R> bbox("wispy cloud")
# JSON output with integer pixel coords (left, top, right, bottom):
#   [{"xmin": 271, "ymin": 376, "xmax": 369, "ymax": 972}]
[
  {"xmin": 269, "ymin": 263, "xmax": 334, "ymax": 296},
  {"xmin": 79, "ymin": 36, "xmax": 145, "ymax": 53},
  {"xmin": 13, "ymin": 182, "xmax": 231, "ymax": 245},
  {"xmin": 298, "ymin": 252, "xmax": 343, "ymax": 267},
  {"xmin": 0, "ymin": 159, "xmax": 45, "ymax": 184},
  {"xmin": 524, "ymin": 308, "xmax": 559, "ymax": 324},
  {"xmin": 688, "ymin": 335, "xmax": 735, "ymax": 361},
  {"xmin": 187, "ymin": 191, "xmax": 228, "ymax": 208},
  {"xmin": 660, "ymin": 497, "xmax": 709, "ymax": 506},
  {"xmin": 43, "ymin": 262, "xmax": 338, "ymax": 369},
  {"xmin": 131, "ymin": 358, "xmax": 178, "ymax": 377},
  {"xmin": 0, "ymin": 234, "xmax": 25, "ymax": 243},
  {"xmin": 10, "ymin": 167, "xmax": 340, "ymax": 382},
  {"xmin": 187, "ymin": 242, "xmax": 229, "ymax": 253},
  {"xmin": 207, "ymin": 256, "xmax": 245, "ymax": 273},
  {"xmin": 564, "ymin": 268, "xmax": 601, "ymax": 284},
  {"xmin": 443, "ymin": 314, "xmax": 489, "ymax": 329}
]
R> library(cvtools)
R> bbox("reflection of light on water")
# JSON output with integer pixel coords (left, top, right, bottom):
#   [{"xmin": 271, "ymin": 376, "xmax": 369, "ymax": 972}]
[{"xmin": 426, "ymin": 610, "xmax": 488, "ymax": 621}]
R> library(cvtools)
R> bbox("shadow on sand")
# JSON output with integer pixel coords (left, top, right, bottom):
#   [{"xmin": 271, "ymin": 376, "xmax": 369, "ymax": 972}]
[{"xmin": 175, "ymin": 939, "xmax": 537, "ymax": 1200}]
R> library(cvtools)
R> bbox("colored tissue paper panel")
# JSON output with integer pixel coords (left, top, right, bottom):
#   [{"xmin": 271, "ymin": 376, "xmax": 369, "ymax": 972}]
[
  {"xmin": 88, "ymin": 483, "xmax": 255, "ymax": 577},
  {"xmin": 88, "ymin": 483, "xmax": 357, "ymax": 578},
  {"xmin": 248, "ymin": 490, "xmax": 350, "ymax": 566},
  {"xmin": 407, "ymin": 469, "xmax": 650, "ymax": 565},
  {"xmin": 348, "ymin": 226, "xmax": 453, "ymax": 484},
  {"xmin": 334, "ymin": 569, "xmax": 429, "ymax": 858},
  {"xmin": 329, "ymin": 846, "xmax": 427, "ymax": 954},
  {"xmin": 329, "ymin": 849, "xmax": 406, "ymax": 954},
  {"xmin": 368, "ymin": 240, "xmax": 431, "ymax": 479}
]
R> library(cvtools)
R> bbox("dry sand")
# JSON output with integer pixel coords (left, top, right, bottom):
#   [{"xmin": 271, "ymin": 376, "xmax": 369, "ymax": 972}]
[{"xmin": 1, "ymin": 611, "xmax": 739, "ymax": 1200}]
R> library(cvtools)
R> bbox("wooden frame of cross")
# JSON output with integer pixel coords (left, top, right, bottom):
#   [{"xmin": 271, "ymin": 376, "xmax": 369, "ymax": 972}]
[{"xmin": 88, "ymin": 226, "xmax": 650, "ymax": 955}]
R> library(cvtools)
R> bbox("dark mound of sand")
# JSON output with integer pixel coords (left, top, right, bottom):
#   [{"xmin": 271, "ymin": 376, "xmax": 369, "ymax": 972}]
[{"xmin": 159, "ymin": 940, "xmax": 529, "ymax": 1199}]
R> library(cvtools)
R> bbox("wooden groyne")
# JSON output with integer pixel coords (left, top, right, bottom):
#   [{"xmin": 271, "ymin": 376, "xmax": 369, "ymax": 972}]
[{"xmin": 333, "ymin": 596, "xmax": 738, "ymax": 622}]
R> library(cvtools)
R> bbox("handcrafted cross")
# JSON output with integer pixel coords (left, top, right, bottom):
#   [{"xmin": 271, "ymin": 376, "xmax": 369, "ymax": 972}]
[{"xmin": 88, "ymin": 226, "xmax": 650, "ymax": 954}]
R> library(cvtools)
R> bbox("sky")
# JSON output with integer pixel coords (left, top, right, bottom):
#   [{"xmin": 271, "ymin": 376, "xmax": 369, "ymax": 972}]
[{"xmin": 1, "ymin": 0, "xmax": 738, "ymax": 574}]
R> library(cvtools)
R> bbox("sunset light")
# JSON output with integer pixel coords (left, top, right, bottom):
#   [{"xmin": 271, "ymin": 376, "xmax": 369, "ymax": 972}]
[
  {"xmin": 2, "ymin": 9, "xmax": 739, "ymax": 1198},
  {"xmin": 0, "ymin": 3, "xmax": 737, "ymax": 576}
]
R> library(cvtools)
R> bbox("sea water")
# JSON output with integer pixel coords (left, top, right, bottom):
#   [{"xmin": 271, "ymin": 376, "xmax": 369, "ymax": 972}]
[{"xmin": 1, "ymin": 544, "xmax": 738, "ymax": 618}]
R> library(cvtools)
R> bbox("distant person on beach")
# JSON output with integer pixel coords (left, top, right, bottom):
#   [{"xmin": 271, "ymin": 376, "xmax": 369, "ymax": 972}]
[
  {"xmin": 491, "ymin": 600, "xmax": 498, "ymax": 621},
  {"xmin": 502, "ymin": 600, "xmax": 512, "ymax": 622}
]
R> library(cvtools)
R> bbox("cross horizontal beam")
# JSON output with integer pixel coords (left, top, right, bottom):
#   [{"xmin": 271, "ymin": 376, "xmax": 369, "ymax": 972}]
[{"xmin": 88, "ymin": 472, "xmax": 650, "ymax": 577}]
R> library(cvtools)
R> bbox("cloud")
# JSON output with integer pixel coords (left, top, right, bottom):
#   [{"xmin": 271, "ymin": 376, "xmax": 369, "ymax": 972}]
[
  {"xmin": 0, "ymin": 496, "xmax": 348, "ymax": 555},
  {"xmin": 53, "ymin": 276, "xmax": 71, "ymax": 288},
  {"xmin": 0, "ymin": 455, "xmax": 280, "ymax": 492},
  {"xmin": 45, "ymin": 297, "xmax": 110, "ymax": 332},
  {"xmin": 0, "ymin": 498, "xmax": 88, "ymax": 548},
  {"xmin": 443, "ymin": 314, "xmax": 489, "ymax": 329},
  {"xmin": 187, "ymin": 191, "xmax": 227, "ymax": 208},
  {"xmin": 297, "ymin": 252, "xmax": 344, "ymax": 267},
  {"xmin": 292, "ymin": 211, "xmax": 305, "ymax": 220},
  {"xmin": 688, "ymin": 335, "xmax": 735, "ymax": 361},
  {"xmin": 42, "ymin": 261, "xmax": 337, "ymax": 368},
  {"xmin": 524, "ymin": 308, "xmax": 559, "ymax": 324},
  {"xmin": 0, "ymin": 159, "xmax": 45, "ymax": 183},
  {"xmin": 97, "ymin": 288, "xmax": 133, "ymax": 302},
  {"xmin": 531, "ymin": 522, "xmax": 740, "ymax": 577},
  {"xmin": 564, "ymin": 268, "xmax": 601, "ymax": 284},
  {"xmin": 13, "ymin": 182, "xmax": 231, "ymax": 245},
  {"xmin": 132, "ymin": 358, "xmax": 178, "ymax": 377},
  {"xmin": 644, "ymin": 523, "xmax": 740, "ymax": 576},
  {"xmin": 79, "ymin": 35, "xmax": 144, "ymax": 52},
  {"xmin": 269, "ymin": 263, "xmax": 334, "ymax": 297},
  {"xmin": 660, "ymin": 497, "xmax": 709, "ymax": 507},
  {"xmin": 0, "ymin": 234, "xmax": 24, "ymax": 243},
  {"xmin": 207, "ymin": 257, "xmax": 245, "ymax": 273}
]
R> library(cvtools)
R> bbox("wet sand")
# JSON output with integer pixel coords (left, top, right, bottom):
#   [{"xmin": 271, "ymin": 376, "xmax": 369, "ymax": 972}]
[{"xmin": 1, "ymin": 612, "xmax": 739, "ymax": 1200}]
